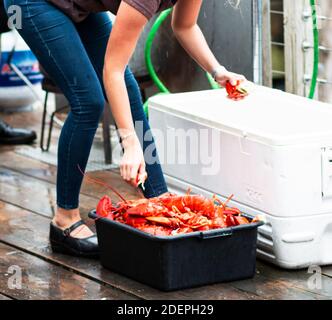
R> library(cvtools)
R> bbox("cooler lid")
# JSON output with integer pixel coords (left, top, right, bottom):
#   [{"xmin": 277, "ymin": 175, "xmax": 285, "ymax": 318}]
[{"xmin": 148, "ymin": 85, "xmax": 332, "ymax": 146}]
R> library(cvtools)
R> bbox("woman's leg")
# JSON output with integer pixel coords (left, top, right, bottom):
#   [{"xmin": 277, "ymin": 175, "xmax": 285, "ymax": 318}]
[
  {"xmin": 76, "ymin": 13, "xmax": 168, "ymax": 198},
  {"xmin": 5, "ymin": 0, "xmax": 105, "ymax": 235}
]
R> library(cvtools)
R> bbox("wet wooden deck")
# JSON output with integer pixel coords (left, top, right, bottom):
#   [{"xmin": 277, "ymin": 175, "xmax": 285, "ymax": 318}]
[{"xmin": 1, "ymin": 107, "xmax": 332, "ymax": 300}]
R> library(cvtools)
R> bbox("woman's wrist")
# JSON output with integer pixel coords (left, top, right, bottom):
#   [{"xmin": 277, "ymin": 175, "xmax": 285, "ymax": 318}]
[
  {"xmin": 121, "ymin": 132, "xmax": 140, "ymax": 150},
  {"xmin": 211, "ymin": 65, "xmax": 227, "ymax": 81}
]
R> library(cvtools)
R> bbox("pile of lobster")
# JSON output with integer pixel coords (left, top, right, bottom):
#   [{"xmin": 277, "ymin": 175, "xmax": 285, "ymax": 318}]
[{"xmin": 96, "ymin": 191, "xmax": 258, "ymax": 236}]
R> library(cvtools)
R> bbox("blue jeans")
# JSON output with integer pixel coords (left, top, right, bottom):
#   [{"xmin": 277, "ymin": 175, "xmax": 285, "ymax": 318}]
[{"xmin": 4, "ymin": 0, "xmax": 168, "ymax": 209}]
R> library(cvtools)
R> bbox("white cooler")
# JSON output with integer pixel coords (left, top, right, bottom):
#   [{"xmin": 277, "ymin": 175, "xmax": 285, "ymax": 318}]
[{"xmin": 148, "ymin": 85, "xmax": 332, "ymax": 269}]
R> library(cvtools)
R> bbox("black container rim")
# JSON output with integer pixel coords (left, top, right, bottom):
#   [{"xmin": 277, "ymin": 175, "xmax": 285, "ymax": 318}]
[{"xmin": 89, "ymin": 210, "xmax": 264, "ymax": 242}]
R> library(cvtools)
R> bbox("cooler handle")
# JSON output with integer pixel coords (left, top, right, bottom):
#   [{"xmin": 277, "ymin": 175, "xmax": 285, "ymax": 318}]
[{"xmin": 200, "ymin": 229, "xmax": 233, "ymax": 240}]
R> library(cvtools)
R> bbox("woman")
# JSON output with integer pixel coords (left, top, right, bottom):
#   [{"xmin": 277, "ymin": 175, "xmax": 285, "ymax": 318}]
[{"xmin": 4, "ymin": 0, "xmax": 245, "ymax": 257}]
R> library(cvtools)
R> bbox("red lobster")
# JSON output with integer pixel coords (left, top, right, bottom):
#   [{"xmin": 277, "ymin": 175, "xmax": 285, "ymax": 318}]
[{"xmin": 225, "ymin": 80, "xmax": 248, "ymax": 100}]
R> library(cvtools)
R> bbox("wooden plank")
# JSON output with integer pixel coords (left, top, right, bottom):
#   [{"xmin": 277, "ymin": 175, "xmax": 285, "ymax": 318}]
[
  {"xmin": 232, "ymin": 265, "xmax": 330, "ymax": 300},
  {"xmin": 0, "ymin": 106, "xmax": 44, "ymax": 154},
  {"xmin": 0, "ymin": 105, "xmax": 42, "ymax": 134},
  {"xmin": 318, "ymin": 1, "xmax": 332, "ymax": 102},
  {"xmin": 322, "ymin": 268, "xmax": 332, "ymax": 278},
  {"xmin": 0, "ymin": 151, "xmax": 141, "ymax": 201},
  {"xmin": 0, "ymin": 151, "xmax": 57, "ymax": 184},
  {"xmin": 0, "ymin": 145, "xmax": 16, "ymax": 153},
  {"xmin": 1, "ymin": 202, "xmax": 331, "ymax": 300},
  {"xmin": 262, "ymin": 0, "xmax": 273, "ymax": 87},
  {"xmin": 0, "ymin": 166, "xmax": 139, "ymax": 221},
  {"xmin": 284, "ymin": 0, "xmax": 313, "ymax": 96},
  {"xmin": 0, "ymin": 293, "xmax": 12, "ymax": 300},
  {"xmin": 231, "ymin": 280, "xmax": 322, "ymax": 300},
  {"xmin": 80, "ymin": 169, "xmax": 142, "ymax": 201},
  {"xmin": 257, "ymin": 260, "xmax": 332, "ymax": 292},
  {"xmin": 284, "ymin": 0, "xmax": 304, "ymax": 95},
  {"xmin": 0, "ymin": 201, "xmax": 260, "ymax": 300},
  {"xmin": 0, "ymin": 166, "xmax": 94, "ymax": 219},
  {"xmin": 0, "ymin": 242, "xmax": 135, "ymax": 300}
]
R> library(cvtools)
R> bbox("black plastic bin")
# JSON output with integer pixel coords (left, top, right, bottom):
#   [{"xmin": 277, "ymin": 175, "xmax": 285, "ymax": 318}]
[{"xmin": 89, "ymin": 210, "xmax": 263, "ymax": 291}]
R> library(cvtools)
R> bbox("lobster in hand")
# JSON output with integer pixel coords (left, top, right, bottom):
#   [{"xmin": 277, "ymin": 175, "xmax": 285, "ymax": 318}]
[{"xmin": 225, "ymin": 80, "xmax": 248, "ymax": 100}]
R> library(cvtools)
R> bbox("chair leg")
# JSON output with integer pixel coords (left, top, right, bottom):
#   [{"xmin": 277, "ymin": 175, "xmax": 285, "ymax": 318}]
[
  {"xmin": 40, "ymin": 91, "xmax": 49, "ymax": 152},
  {"xmin": 46, "ymin": 105, "xmax": 68, "ymax": 152},
  {"xmin": 40, "ymin": 91, "xmax": 68, "ymax": 152},
  {"xmin": 102, "ymin": 104, "xmax": 112, "ymax": 165}
]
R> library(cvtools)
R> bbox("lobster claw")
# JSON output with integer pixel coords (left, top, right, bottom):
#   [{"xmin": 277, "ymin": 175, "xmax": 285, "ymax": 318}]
[
  {"xmin": 126, "ymin": 203, "xmax": 159, "ymax": 217},
  {"xmin": 124, "ymin": 216, "xmax": 148, "ymax": 228},
  {"xmin": 225, "ymin": 214, "xmax": 249, "ymax": 227},
  {"xmin": 225, "ymin": 80, "xmax": 248, "ymax": 100},
  {"xmin": 96, "ymin": 195, "xmax": 114, "ymax": 219},
  {"xmin": 126, "ymin": 203, "xmax": 149, "ymax": 216},
  {"xmin": 146, "ymin": 216, "xmax": 181, "ymax": 228},
  {"xmin": 233, "ymin": 216, "xmax": 250, "ymax": 225}
]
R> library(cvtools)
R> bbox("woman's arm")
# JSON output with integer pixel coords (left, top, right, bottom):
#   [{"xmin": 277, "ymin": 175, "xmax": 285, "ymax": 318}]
[
  {"xmin": 172, "ymin": 0, "xmax": 245, "ymax": 87},
  {"xmin": 103, "ymin": 2, "xmax": 147, "ymax": 185}
]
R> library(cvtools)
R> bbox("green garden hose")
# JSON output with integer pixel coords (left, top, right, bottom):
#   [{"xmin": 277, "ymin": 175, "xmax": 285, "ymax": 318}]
[
  {"xmin": 309, "ymin": 0, "xmax": 319, "ymax": 99},
  {"xmin": 145, "ymin": 8, "xmax": 172, "ymax": 94},
  {"xmin": 206, "ymin": 72, "xmax": 220, "ymax": 90},
  {"xmin": 143, "ymin": 9, "xmax": 172, "ymax": 116},
  {"xmin": 143, "ymin": 8, "xmax": 219, "ymax": 117}
]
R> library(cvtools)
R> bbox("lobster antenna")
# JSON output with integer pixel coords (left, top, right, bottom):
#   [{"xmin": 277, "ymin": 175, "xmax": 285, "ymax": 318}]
[
  {"xmin": 223, "ymin": 194, "xmax": 234, "ymax": 208},
  {"xmin": 213, "ymin": 195, "xmax": 226, "ymax": 209},
  {"xmin": 77, "ymin": 164, "xmax": 127, "ymax": 203},
  {"xmin": 186, "ymin": 188, "xmax": 192, "ymax": 196}
]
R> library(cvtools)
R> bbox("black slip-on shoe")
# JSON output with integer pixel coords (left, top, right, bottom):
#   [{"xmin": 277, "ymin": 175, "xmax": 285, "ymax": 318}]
[
  {"xmin": 0, "ymin": 120, "xmax": 37, "ymax": 145},
  {"xmin": 50, "ymin": 220, "xmax": 99, "ymax": 259}
]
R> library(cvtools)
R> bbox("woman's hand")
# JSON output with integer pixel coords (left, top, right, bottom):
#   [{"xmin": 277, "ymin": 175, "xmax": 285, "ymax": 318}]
[
  {"xmin": 120, "ymin": 134, "xmax": 147, "ymax": 188},
  {"xmin": 214, "ymin": 66, "xmax": 247, "ymax": 88}
]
